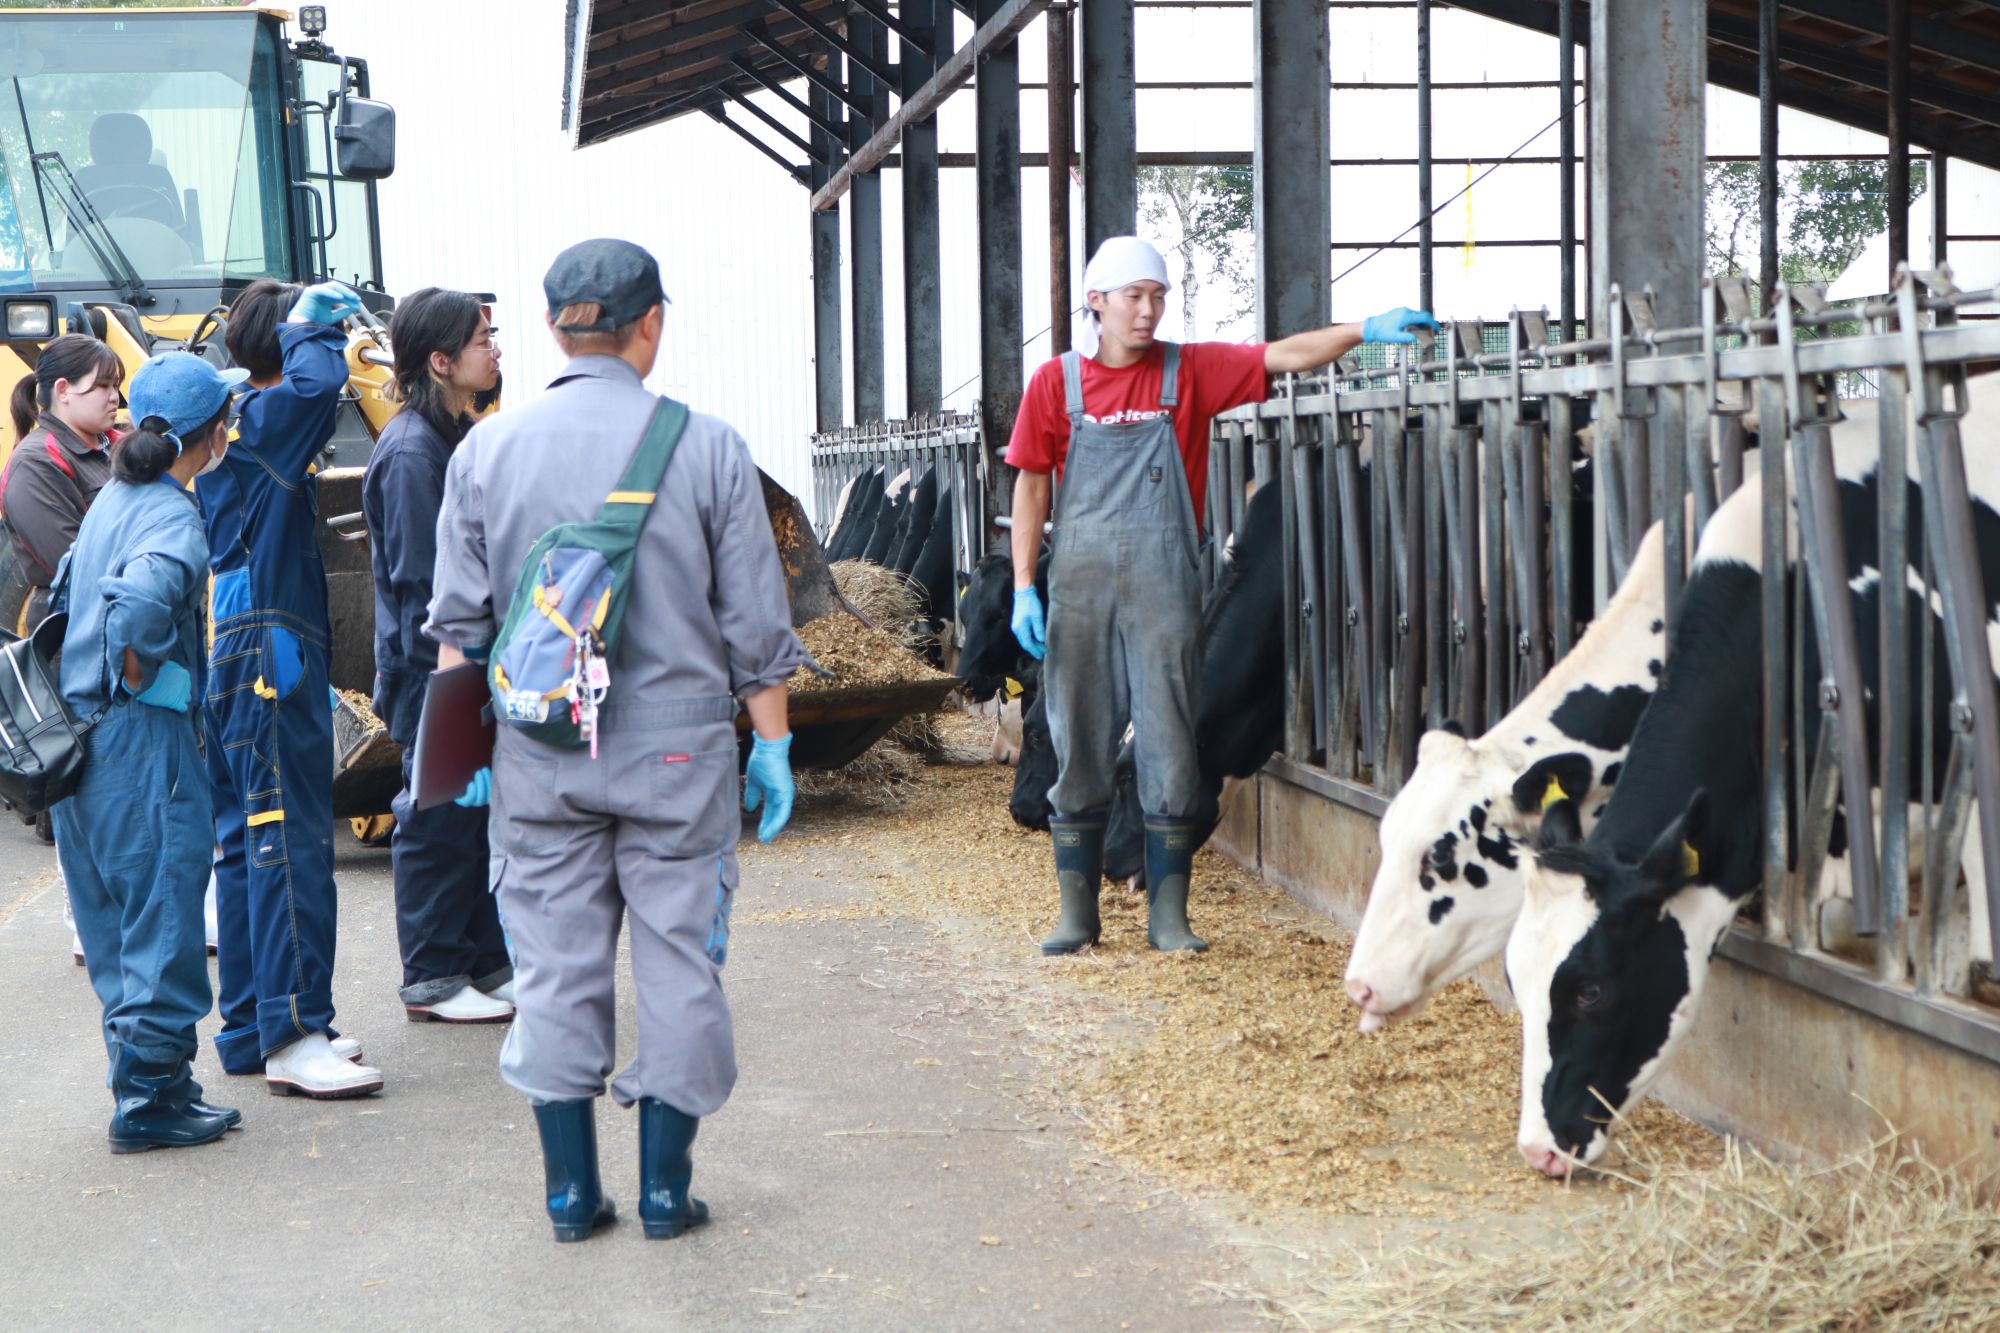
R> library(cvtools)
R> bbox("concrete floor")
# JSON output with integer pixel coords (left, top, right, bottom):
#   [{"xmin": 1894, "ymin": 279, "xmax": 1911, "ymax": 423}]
[{"xmin": 0, "ymin": 807, "xmax": 1266, "ymax": 1331}]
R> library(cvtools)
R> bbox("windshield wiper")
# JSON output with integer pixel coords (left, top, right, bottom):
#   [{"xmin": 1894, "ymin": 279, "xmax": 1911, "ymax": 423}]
[{"xmin": 30, "ymin": 151, "xmax": 153, "ymax": 308}]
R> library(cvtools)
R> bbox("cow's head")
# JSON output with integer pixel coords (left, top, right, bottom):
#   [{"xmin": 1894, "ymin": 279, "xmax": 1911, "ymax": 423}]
[
  {"xmin": 1346, "ymin": 728, "xmax": 1593, "ymax": 1032},
  {"xmin": 1507, "ymin": 793, "xmax": 1736, "ymax": 1177}
]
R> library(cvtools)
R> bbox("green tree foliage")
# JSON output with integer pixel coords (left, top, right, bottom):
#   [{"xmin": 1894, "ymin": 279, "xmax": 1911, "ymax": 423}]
[
  {"xmin": 1704, "ymin": 157, "xmax": 1928, "ymax": 298},
  {"xmin": 1137, "ymin": 164, "xmax": 1255, "ymax": 333}
]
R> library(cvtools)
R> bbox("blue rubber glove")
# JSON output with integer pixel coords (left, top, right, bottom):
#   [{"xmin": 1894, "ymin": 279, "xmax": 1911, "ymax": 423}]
[
  {"xmin": 742, "ymin": 734, "xmax": 794, "ymax": 844},
  {"xmin": 290, "ymin": 281, "xmax": 364, "ymax": 326},
  {"xmin": 454, "ymin": 766, "xmax": 492, "ymax": 808},
  {"xmin": 328, "ymin": 685, "xmax": 342, "ymax": 714},
  {"xmin": 1361, "ymin": 307, "xmax": 1441, "ymax": 344},
  {"xmin": 1010, "ymin": 586, "xmax": 1048, "ymax": 661},
  {"xmin": 132, "ymin": 660, "xmax": 192, "ymax": 712}
]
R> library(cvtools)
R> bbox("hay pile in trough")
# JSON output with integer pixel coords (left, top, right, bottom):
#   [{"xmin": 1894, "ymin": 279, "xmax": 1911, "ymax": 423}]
[
  {"xmin": 829, "ymin": 558, "xmax": 933, "ymax": 655},
  {"xmin": 1286, "ymin": 1131, "xmax": 2000, "ymax": 1331},
  {"xmin": 794, "ymin": 614, "xmax": 947, "ymax": 692}
]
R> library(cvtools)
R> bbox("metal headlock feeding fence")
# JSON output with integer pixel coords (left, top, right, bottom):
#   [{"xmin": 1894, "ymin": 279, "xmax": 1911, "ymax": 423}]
[
  {"xmin": 1209, "ymin": 266, "xmax": 2000, "ymax": 1060},
  {"xmin": 808, "ymin": 413, "xmax": 989, "ymax": 642}
]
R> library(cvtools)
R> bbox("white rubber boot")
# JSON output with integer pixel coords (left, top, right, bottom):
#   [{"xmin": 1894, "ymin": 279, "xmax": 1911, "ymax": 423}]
[
  {"xmin": 483, "ymin": 979, "xmax": 516, "ymax": 1005},
  {"xmin": 264, "ymin": 1033, "xmax": 384, "ymax": 1099},
  {"xmin": 330, "ymin": 1036, "xmax": 364, "ymax": 1063},
  {"xmin": 406, "ymin": 982, "xmax": 514, "ymax": 1024}
]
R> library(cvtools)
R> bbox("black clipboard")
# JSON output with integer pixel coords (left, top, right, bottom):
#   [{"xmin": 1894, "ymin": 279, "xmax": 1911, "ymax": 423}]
[{"xmin": 410, "ymin": 662, "xmax": 496, "ymax": 810}]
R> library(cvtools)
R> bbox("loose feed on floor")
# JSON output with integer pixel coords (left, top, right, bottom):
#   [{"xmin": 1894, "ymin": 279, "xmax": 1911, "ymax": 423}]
[
  {"xmin": 1284, "ymin": 1131, "xmax": 2000, "ymax": 1331},
  {"xmin": 748, "ymin": 749, "xmax": 1721, "ymax": 1223}
]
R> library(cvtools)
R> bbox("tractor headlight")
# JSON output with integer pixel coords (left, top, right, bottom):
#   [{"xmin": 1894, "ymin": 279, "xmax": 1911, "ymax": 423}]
[
  {"xmin": 300, "ymin": 5, "xmax": 327, "ymax": 38},
  {"xmin": 4, "ymin": 299, "xmax": 54, "ymax": 340}
]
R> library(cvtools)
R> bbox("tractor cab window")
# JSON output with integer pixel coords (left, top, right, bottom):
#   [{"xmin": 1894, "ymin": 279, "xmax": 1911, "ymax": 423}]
[
  {"xmin": 294, "ymin": 56, "xmax": 382, "ymax": 292},
  {"xmin": 0, "ymin": 12, "xmax": 291, "ymax": 296}
]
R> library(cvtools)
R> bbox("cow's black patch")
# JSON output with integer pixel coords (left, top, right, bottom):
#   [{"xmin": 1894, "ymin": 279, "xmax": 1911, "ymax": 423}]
[
  {"xmin": 1464, "ymin": 863, "xmax": 1489, "ymax": 888},
  {"xmin": 1477, "ymin": 829, "xmax": 1519, "ymax": 869},
  {"xmin": 1601, "ymin": 762, "xmax": 1623, "ymax": 787},
  {"xmin": 1428, "ymin": 896, "xmax": 1456, "ymax": 925},
  {"xmin": 1426, "ymin": 832, "xmax": 1461, "ymax": 882},
  {"xmin": 1510, "ymin": 752, "xmax": 1597, "ymax": 816},
  {"xmin": 1420, "ymin": 872, "xmax": 1437, "ymax": 892},
  {"xmin": 1650, "ymin": 618, "xmax": 1664, "ymax": 634},
  {"xmin": 1469, "ymin": 805, "xmax": 1488, "ymax": 832},
  {"xmin": 1648, "ymin": 659, "xmax": 1662, "ymax": 678},
  {"xmin": 1550, "ymin": 684, "xmax": 1653, "ymax": 752},
  {"xmin": 1523, "ymin": 735, "xmax": 1538, "ymax": 747}
]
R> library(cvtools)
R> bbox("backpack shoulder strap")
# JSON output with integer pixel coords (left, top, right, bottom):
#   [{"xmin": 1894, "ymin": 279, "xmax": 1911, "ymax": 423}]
[{"xmin": 598, "ymin": 397, "xmax": 690, "ymax": 523}]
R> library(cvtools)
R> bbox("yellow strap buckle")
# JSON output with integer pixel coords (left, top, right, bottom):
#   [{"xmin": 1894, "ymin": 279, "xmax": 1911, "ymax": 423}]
[{"xmin": 1539, "ymin": 775, "xmax": 1567, "ymax": 812}]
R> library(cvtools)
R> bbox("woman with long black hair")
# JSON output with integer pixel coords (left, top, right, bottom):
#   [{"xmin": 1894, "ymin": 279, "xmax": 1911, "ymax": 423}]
[
  {"xmin": 362, "ymin": 287, "xmax": 513, "ymax": 1024},
  {"xmin": 54, "ymin": 350, "xmax": 246, "ymax": 1153}
]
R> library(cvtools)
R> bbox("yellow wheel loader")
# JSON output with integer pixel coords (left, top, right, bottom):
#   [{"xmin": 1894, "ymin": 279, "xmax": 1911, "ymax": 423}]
[{"xmin": 0, "ymin": 8, "xmax": 945, "ymax": 838}]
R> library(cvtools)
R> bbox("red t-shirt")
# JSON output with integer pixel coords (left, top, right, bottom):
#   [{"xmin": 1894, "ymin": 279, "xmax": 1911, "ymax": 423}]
[{"xmin": 1003, "ymin": 341, "xmax": 1270, "ymax": 521}]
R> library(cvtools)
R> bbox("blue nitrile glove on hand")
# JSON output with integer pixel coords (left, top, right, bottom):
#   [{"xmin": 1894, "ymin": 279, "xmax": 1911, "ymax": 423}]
[
  {"xmin": 329, "ymin": 685, "xmax": 342, "ymax": 714},
  {"xmin": 1011, "ymin": 586, "xmax": 1047, "ymax": 661},
  {"xmin": 455, "ymin": 766, "xmax": 492, "ymax": 808},
  {"xmin": 1361, "ymin": 307, "xmax": 1441, "ymax": 344},
  {"xmin": 290, "ymin": 281, "xmax": 364, "ymax": 326},
  {"xmin": 130, "ymin": 660, "xmax": 192, "ymax": 712},
  {"xmin": 742, "ymin": 734, "xmax": 795, "ymax": 844}
]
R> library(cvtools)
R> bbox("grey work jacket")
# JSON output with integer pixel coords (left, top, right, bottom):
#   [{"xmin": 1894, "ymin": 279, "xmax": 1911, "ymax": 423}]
[{"xmin": 426, "ymin": 355, "xmax": 808, "ymax": 714}]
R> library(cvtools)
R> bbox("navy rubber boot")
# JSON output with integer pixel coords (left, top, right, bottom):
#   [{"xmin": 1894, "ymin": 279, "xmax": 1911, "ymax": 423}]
[
  {"xmin": 1040, "ymin": 811, "xmax": 1108, "ymax": 955},
  {"xmin": 107, "ymin": 1046, "xmax": 232, "ymax": 1155},
  {"xmin": 1142, "ymin": 816, "xmax": 1209, "ymax": 953},
  {"xmin": 638, "ymin": 1098, "xmax": 711, "ymax": 1240},
  {"xmin": 532, "ymin": 1099, "xmax": 618, "ymax": 1243}
]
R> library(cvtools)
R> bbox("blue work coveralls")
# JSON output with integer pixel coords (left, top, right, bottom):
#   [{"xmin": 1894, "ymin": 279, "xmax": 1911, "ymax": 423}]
[
  {"xmin": 196, "ymin": 322, "xmax": 347, "ymax": 1071},
  {"xmin": 52, "ymin": 476, "xmax": 215, "ymax": 1082},
  {"xmin": 362, "ymin": 408, "xmax": 510, "ymax": 1006}
]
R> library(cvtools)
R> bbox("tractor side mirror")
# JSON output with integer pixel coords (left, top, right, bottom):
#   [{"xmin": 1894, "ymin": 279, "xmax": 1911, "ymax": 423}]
[{"xmin": 335, "ymin": 95, "xmax": 396, "ymax": 181}]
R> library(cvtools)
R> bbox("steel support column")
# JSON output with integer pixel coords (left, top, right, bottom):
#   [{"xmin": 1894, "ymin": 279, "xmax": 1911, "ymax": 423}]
[
  {"xmin": 1417, "ymin": 0, "xmax": 1435, "ymax": 315},
  {"xmin": 811, "ymin": 79, "xmax": 845, "ymax": 431},
  {"xmin": 1934, "ymin": 153, "xmax": 1949, "ymax": 263},
  {"xmin": 1887, "ymin": 0, "xmax": 1911, "ymax": 284},
  {"xmin": 903, "ymin": 0, "xmax": 944, "ymax": 415},
  {"xmin": 1590, "ymin": 0, "xmax": 1705, "ymax": 334},
  {"xmin": 977, "ymin": 0, "xmax": 1026, "ymax": 493},
  {"xmin": 849, "ymin": 18, "xmax": 887, "ymax": 423},
  {"xmin": 1759, "ymin": 0, "xmax": 1779, "ymax": 316},
  {"xmin": 1081, "ymin": 0, "xmax": 1136, "ymax": 256},
  {"xmin": 1558, "ymin": 0, "xmax": 1576, "ymax": 345},
  {"xmin": 1049, "ymin": 3, "xmax": 1075, "ymax": 355},
  {"xmin": 1254, "ymin": 0, "xmax": 1331, "ymax": 339}
]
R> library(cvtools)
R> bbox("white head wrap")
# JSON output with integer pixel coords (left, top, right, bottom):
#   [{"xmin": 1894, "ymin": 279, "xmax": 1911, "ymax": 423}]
[{"xmin": 1074, "ymin": 236, "xmax": 1170, "ymax": 357}]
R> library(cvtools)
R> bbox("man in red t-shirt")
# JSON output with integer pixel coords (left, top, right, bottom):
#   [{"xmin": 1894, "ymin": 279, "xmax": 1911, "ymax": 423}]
[{"xmin": 1005, "ymin": 235, "xmax": 1435, "ymax": 957}]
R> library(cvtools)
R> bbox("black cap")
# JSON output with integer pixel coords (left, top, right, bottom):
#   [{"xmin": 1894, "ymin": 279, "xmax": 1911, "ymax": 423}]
[{"xmin": 543, "ymin": 238, "xmax": 669, "ymax": 333}]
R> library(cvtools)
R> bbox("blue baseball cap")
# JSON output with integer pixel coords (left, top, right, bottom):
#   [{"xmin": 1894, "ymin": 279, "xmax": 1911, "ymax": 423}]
[{"xmin": 128, "ymin": 351, "xmax": 251, "ymax": 444}]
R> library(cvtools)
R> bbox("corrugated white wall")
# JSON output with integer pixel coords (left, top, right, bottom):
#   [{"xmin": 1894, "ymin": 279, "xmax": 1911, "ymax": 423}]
[{"xmin": 319, "ymin": 0, "xmax": 819, "ymax": 501}]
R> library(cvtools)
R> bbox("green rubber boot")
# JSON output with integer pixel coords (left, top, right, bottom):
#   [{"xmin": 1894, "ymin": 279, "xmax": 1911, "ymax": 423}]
[
  {"xmin": 1040, "ymin": 811, "xmax": 1108, "ymax": 955},
  {"xmin": 532, "ymin": 1099, "xmax": 618, "ymax": 1243},
  {"xmin": 1143, "ymin": 816, "xmax": 1209, "ymax": 953}
]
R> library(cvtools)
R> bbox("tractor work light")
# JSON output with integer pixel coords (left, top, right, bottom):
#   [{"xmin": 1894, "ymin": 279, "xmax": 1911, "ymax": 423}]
[
  {"xmin": 300, "ymin": 6, "xmax": 327, "ymax": 38},
  {"xmin": 4, "ymin": 298, "xmax": 54, "ymax": 340}
]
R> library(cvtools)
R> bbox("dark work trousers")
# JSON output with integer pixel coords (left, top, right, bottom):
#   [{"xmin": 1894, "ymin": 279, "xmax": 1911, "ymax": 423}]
[
  {"xmin": 390, "ymin": 748, "xmax": 511, "ymax": 1005},
  {"xmin": 205, "ymin": 619, "xmax": 341, "ymax": 1073}
]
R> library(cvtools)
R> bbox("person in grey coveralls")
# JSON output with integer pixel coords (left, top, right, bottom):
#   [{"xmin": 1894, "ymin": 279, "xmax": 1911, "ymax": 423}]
[{"xmin": 427, "ymin": 239, "xmax": 808, "ymax": 1244}]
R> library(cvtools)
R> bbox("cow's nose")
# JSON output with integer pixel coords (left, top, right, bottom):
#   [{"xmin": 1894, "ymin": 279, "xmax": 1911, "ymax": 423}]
[
  {"xmin": 1520, "ymin": 1144, "xmax": 1572, "ymax": 1178},
  {"xmin": 1346, "ymin": 978, "xmax": 1376, "ymax": 1012}
]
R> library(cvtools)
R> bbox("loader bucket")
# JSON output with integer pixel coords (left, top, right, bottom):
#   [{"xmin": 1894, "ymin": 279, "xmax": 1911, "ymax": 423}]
[{"xmin": 760, "ymin": 468, "xmax": 841, "ymax": 627}]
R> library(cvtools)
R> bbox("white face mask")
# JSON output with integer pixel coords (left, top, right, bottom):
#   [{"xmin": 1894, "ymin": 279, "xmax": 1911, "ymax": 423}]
[{"xmin": 195, "ymin": 439, "xmax": 227, "ymax": 477}]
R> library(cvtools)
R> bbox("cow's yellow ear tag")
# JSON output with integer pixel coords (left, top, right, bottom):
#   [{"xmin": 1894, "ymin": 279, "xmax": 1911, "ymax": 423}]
[
  {"xmin": 1003, "ymin": 677, "xmax": 1024, "ymax": 701},
  {"xmin": 1681, "ymin": 842, "xmax": 1701, "ymax": 878},
  {"xmin": 1540, "ymin": 776, "xmax": 1567, "ymax": 812}
]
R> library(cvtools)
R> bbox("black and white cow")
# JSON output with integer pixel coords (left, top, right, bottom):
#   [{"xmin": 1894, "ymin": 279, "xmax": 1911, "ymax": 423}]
[
  {"xmin": 1345, "ymin": 516, "xmax": 1671, "ymax": 1032},
  {"xmin": 1509, "ymin": 392, "xmax": 1997, "ymax": 1177},
  {"xmin": 827, "ymin": 467, "xmax": 886, "ymax": 562},
  {"xmin": 958, "ymin": 548, "xmax": 1049, "ymax": 705}
]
